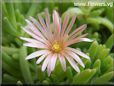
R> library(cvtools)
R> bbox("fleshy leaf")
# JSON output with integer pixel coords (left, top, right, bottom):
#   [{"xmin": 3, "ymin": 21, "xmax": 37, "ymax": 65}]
[
  {"xmin": 105, "ymin": 34, "xmax": 114, "ymax": 49},
  {"xmin": 66, "ymin": 66, "xmax": 73, "ymax": 82},
  {"xmin": 89, "ymin": 41, "xmax": 98, "ymax": 61},
  {"xmin": 93, "ymin": 59, "xmax": 101, "ymax": 74},
  {"xmin": 91, "ymin": 71, "xmax": 114, "ymax": 84},
  {"xmin": 19, "ymin": 46, "xmax": 33, "ymax": 84},
  {"xmin": 72, "ymin": 69, "xmax": 96, "ymax": 84}
]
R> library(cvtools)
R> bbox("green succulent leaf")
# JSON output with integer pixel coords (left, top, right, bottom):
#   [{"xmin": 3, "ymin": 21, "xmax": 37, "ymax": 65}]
[
  {"xmin": 105, "ymin": 34, "xmax": 114, "ymax": 49},
  {"xmin": 93, "ymin": 59, "xmax": 101, "ymax": 74},
  {"xmin": 89, "ymin": 8, "xmax": 104, "ymax": 17},
  {"xmin": 62, "ymin": 7, "xmax": 84, "ymax": 20},
  {"xmin": 72, "ymin": 69, "xmax": 96, "ymax": 84},
  {"xmin": 3, "ymin": 17, "xmax": 19, "ymax": 36},
  {"xmin": 5, "ymin": 2, "xmax": 17, "ymax": 29},
  {"xmin": 87, "ymin": 17, "xmax": 113, "ymax": 33},
  {"xmin": 91, "ymin": 71, "xmax": 114, "ymax": 84},
  {"xmin": 89, "ymin": 41, "xmax": 98, "ymax": 62},
  {"xmin": 66, "ymin": 66, "xmax": 73, "ymax": 82},
  {"xmin": 19, "ymin": 46, "xmax": 33, "ymax": 84},
  {"xmin": 3, "ymin": 74, "xmax": 18, "ymax": 84}
]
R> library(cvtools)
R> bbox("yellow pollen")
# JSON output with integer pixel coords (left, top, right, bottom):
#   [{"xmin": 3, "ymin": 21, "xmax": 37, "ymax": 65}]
[{"xmin": 52, "ymin": 42, "xmax": 61, "ymax": 53}]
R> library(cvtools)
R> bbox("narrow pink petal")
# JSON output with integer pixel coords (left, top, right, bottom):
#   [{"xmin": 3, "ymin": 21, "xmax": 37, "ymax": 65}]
[
  {"xmin": 58, "ymin": 54, "xmax": 66, "ymax": 71},
  {"xmin": 51, "ymin": 54, "xmax": 57, "ymax": 71},
  {"xmin": 45, "ymin": 8, "xmax": 50, "ymax": 29},
  {"xmin": 66, "ymin": 50, "xmax": 85, "ymax": 68},
  {"xmin": 25, "ymin": 19, "xmax": 44, "ymax": 38},
  {"xmin": 68, "ymin": 24, "xmax": 87, "ymax": 40},
  {"xmin": 23, "ymin": 42, "xmax": 47, "ymax": 49},
  {"xmin": 25, "ymin": 50, "xmax": 50, "ymax": 60},
  {"xmin": 53, "ymin": 10, "xmax": 61, "ymax": 34},
  {"xmin": 29, "ymin": 16, "xmax": 50, "ymax": 40},
  {"xmin": 29, "ymin": 16, "xmax": 44, "ymax": 32},
  {"xmin": 44, "ymin": 9, "xmax": 53, "ymax": 40},
  {"xmin": 20, "ymin": 36, "xmax": 48, "ymax": 47},
  {"xmin": 67, "ymin": 37, "xmax": 92, "ymax": 46},
  {"xmin": 38, "ymin": 15, "xmax": 53, "ymax": 41},
  {"xmin": 67, "ymin": 47, "xmax": 90, "ymax": 60},
  {"xmin": 42, "ymin": 54, "xmax": 52, "ymax": 71},
  {"xmin": 79, "ymin": 38, "xmax": 93, "ymax": 42},
  {"xmin": 61, "ymin": 14, "xmax": 70, "ymax": 36},
  {"xmin": 65, "ymin": 16, "xmax": 76, "ymax": 35},
  {"xmin": 65, "ymin": 54, "xmax": 80, "ymax": 73},
  {"xmin": 38, "ymin": 15, "xmax": 47, "ymax": 30},
  {"xmin": 47, "ymin": 62, "xmax": 52, "ymax": 76},
  {"xmin": 21, "ymin": 27, "xmax": 50, "ymax": 46},
  {"xmin": 66, "ymin": 33, "xmax": 88, "ymax": 46},
  {"xmin": 36, "ymin": 54, "xmax": 47, "ymax": 64},
  {"xmin": 20, "ymin": 37, "xmax": 38, "ymax": 43}
]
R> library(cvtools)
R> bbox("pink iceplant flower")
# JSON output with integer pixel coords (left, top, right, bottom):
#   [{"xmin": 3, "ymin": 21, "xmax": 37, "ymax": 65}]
[{"xmin": 20, "ymin": 8, "xmax": 92, "ymax": 76}]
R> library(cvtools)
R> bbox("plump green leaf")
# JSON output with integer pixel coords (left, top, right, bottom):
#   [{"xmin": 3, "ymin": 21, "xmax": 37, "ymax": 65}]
[
  {"xmin": 66, "ymin": 66, "xmax": 73, "ymax": 82},
  {"xmin": 3, "ymin": 74, "xmax": 18, "ymax": 83},
  {"xmin": 85, "ymin": 60, "xmax": 91, "ymax": 69},
  {"xmin": 101, "ymin": 56, "xmax": 113, "ymax": 73},
  {"xmin": 89, "ymin": 8, "xmax": 104, "ymax": 17},
  {"xmin": 87, "ymin": 17, "xmax": 113, "ymax": 33},
  {"xmin": 15, "ymin": 9, "xmax": 25, "ymax": 25},
  {"xmin": 89, "ymin": 41, "xmax": 98, "ymax": 61},
  {"xmin": 91, "ymin": 71, "xmax": 114, "ymax": 84},
  {"xmin": 98, "ymin": 48, "xmax": 109, "ymax": 61},
  {"xmin": 105, "ymin": 34, "xmax": 114, "ymax": 49},
  {"xmin": 97, "ymin": 17, "xmax": 113, "ymax": 33},
  {"xmin": 51, "ymin": 61, "xmax": 66, "ymax": 82},
  {"xmin": 2, "ymin": 46, "xmax": 18, "ymax": 55},
  {"xmin": 72, "ymin": 69, "xmax": 96, "ymax": 84},
  {"xmin": 3, "ymin": 17, "xmax": 19, "ymax": 36},
  {"xmin": 2, "ymin": 61, "xmax": 21, "ymax": 78},
  {"xmin": 19, "ymin": 46, "xmax": 33, "ymax": 84},
  {"xmin": 26, "ymin": 3, "xmax": 39, "ymax": 17},
  {"xmin": 5, "ymin": 2, "xmax": 17, "ymax": 29},
  {"xmin": 93, "ymin": 59, "xmax": 101, "ymax": 74},
  {"xmin": 2, "ymin": 51, "xmax": 19, "ymax": 70},
  {"xmin": 62, "ymin": 7, "xmax": 84, "ymax": 20},
  {"xmin": 37, "ymin": 66, "xmax": 46, "ymax": 81}
]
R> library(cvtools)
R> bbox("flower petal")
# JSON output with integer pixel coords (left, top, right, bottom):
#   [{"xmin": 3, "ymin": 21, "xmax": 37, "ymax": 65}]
[
  {"xmin": 67, "ymin": 47, "xmax": 90, "ymax": 60},
  {"xmin": 68, "ymin": 24, "xmax": 87, "ymax": 39},
  {"xmin": 42, "ymin": 54, "xmax": 52, "ymax": 71},
  {"xmin": 47, "ymin": 61, "xmax": 51, "ymax": 76},
  {"xmin": 66, "ymin": 50, "xmax": 85, "ymax": 68},
  {"xmin": 21, "ymin": 26, "xmax": 48, "ymax": 45},
  {"xmin": 53, "ymin": 10, "xmax": 61, "ymax": 33},
  {"xmin": 25, "ymin": 50, "xmax": 50, "ymax": 60},
  {"xmin": 66, "ymin": 33, "xmax": 88, "ymax": 46},
  {"xmin": 21, "ymin": 37, "xmax": 47, "ymax": 48},
  {"xmin": 20, "ymin": 37, "xmax": 38, "ymax": 43},
  {"xmin": 29, "ymin": 16, "xmax": 50, "ymax": 40},
  {"xmin": 58, "ymin": 54, "xmax": 66, "ymax": 71},
  {"xmin": 44, "ymin": 8, "xmax": 53, "ymax": 39},
  {"xmin": 36, "ymin": 54, "xmax": 47, "ymax": 64},
  {"xmin": 65, "ymin": 54, "xmax": 80, "ymax": 73},
  {"xmin": 50, "ymin": 54, "xmax": 57, "ymax": 71},
  {"xmin": 23, "ymin": 43, "xmax": 47, "ymax": 49},
  {"xmin": 61, "ymin": 14, "xmax": 70, "ymax": 36},
  {"xmin": 20, "ymin": 37, "xmax": 47, "ymax": 46},
  {"xmin": 65, "ymin": 16, "xmax": 76, "ymax": 34},
  {"xmin": 79, "ymin": 38, "xmax": 93, "ymax": 42},
  {"xmin": 25, "ymin": 19, "xmax": 44, "ymax": 38}
]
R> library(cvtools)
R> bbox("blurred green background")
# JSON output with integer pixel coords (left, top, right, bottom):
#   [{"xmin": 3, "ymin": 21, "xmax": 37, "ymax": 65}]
[{"xmin": 1, "ymin": 0, "xmax": 114, "ymax": 85}]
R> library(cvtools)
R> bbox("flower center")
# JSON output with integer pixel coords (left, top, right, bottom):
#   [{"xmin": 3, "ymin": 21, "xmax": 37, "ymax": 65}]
[{"xmin": 52, "ymin": 42, "xmax": 61, "ymax": 53}]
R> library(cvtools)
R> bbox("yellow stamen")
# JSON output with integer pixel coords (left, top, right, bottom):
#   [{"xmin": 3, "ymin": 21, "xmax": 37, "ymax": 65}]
[{"xmin": 52, "ymin": 42, "xmax": 61, "ymax": 53}]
